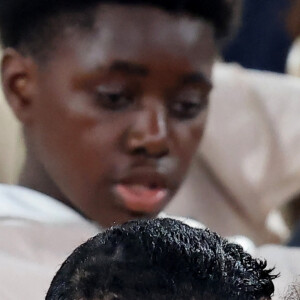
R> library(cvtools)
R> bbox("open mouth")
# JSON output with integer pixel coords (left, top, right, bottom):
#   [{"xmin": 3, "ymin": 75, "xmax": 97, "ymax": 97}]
[{"xmin": 114, "ymin": 172, "xmax": 169, "ymax": 214}]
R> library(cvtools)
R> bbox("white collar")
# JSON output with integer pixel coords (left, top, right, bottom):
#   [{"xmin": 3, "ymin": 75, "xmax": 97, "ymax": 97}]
[
  {"xmin": 0, "ymin": 184, "xmax": 90, "ymax": 225},
  {"xmin": 0, "ymin": 184, "xmax": 255, "ymax": 252}
]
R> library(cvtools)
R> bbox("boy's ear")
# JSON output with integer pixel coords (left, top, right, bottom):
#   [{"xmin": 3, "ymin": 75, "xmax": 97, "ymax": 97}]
[{"xmin": 1, "ymin": 48, "xmax": 37, "ymax": 124}]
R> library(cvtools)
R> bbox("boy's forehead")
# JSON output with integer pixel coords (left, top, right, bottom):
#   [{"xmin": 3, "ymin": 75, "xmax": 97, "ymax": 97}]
[
  {"xmin": 59, "ymin": 4, "xmax": 215, "ymax": 72},
  {"xmin": 93, "ymin": 4, "xmax": 211, "ymax": 40}
]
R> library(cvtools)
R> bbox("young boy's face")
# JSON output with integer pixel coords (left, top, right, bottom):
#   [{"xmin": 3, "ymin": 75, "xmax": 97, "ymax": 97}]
[{"xmin": 3, "ymin": 4, "xmax": 216, "ymax": 227}]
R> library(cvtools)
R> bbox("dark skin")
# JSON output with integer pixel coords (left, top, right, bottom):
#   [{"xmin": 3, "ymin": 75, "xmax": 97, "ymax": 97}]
[{"xmin": 1, "ymin": 4, "xmax": 216, "ymax": 227}]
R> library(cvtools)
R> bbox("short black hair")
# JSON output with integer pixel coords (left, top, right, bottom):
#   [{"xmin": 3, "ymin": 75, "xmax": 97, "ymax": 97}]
[
  {"xmin": 0, "ymin": 0, "xmax": 239, "ymax": 57},
  {"xmin": 46, "ymin": 218, "xmax": 277, "ymax": 300}
]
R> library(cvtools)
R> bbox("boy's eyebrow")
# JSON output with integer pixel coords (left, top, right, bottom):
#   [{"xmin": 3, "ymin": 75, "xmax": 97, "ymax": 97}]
[
  {"xmin": 181, "ymin": 72, "xmax": 212, "ymax": 94},
  {"xmin": 181, "ymin": 72, "xmax": 212, "ymax": 87},
  {"xmin": 109, "ymin": 60, "xmax": 149, "ymax": 76}
]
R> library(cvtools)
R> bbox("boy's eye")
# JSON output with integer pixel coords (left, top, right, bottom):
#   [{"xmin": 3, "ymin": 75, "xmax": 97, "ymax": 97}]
[
  {"xmin": 170, "ymin": 91, "xmax": 208, "ymax": 120},
  {"xmin": 96, "ymin": 85, "xmax": 134, "ymax": 110},
  {"xmin": 100, "ymin": 92, "xmax": 132, "ymax": 110}
]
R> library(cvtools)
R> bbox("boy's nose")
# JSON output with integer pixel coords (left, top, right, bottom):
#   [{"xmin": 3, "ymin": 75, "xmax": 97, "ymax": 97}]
[{"xmin": 126, "ymin": 101, "xmax": 170, "ymax": 158}]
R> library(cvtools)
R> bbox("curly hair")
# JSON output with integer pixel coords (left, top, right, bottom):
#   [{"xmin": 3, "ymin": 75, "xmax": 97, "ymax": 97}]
[{"xmin": 46, "ymin": 218, "xmax": 277, "ymax": 300}]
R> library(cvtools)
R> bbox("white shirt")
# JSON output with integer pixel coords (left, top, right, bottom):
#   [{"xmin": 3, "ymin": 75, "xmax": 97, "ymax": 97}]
[
  {"xmin": 0, "ymin": 184, "xmax": 100, "ymax": 300},
  {"xmin": 0, "ymin": 184, "xmax": 298, "ymax": 299}
]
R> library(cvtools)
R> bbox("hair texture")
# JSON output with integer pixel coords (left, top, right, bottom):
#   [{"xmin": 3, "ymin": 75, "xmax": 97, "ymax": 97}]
[
  {"xmin": 46, "ymin": 218, "xmax": 277, "ymax": 300},
  {"xmin": 0, "ymin": 0, "xmax": 240, "ymax": 56}
]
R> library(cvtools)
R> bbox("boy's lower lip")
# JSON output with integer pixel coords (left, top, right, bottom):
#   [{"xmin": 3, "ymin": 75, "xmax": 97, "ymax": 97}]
[{"xmin": 114, "ymin": 184, "xmax": 168, "ymax": 214}]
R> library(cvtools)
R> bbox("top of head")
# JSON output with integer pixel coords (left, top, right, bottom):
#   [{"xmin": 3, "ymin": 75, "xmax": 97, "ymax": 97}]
[
  {"xmin": 46, "ymin": 218, "xmax": 276, "ymax": 300},
  {"xmin": 0, "ymin": 0, "xmax": 239, "ymax": 54}
]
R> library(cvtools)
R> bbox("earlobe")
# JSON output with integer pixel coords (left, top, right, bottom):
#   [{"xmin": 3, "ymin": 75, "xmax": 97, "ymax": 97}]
[{"xmin": 1, "ymin": 48, "xmax": 36, "ymax": 124}]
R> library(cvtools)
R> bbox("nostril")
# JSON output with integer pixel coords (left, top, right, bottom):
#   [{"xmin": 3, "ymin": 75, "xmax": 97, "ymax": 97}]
[
  {"xmin": 132, "ymin": 147, "xmax": 147, "ymax": 156},
  {"xmin": 160, "ymin": 148, "xmax": 170, "ymax": 157},
  {"xmin": 131, "ymin": 145, "xmax": 169, "ymax": 158}
]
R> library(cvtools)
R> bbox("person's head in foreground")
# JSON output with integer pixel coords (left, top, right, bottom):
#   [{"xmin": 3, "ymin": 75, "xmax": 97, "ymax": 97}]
[
  {"xmin": 0, "ymin": 0, "xmax": 239, "ymax": 227},
  {"xmin": 46, "ymin": 218, "xmax": 276, "ymax": 300}
]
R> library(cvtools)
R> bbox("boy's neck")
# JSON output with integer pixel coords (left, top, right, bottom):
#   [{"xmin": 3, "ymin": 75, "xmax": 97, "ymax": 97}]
[{"xmin": 19, "ymin": 152, "xmax": 71, "ymax": 208}]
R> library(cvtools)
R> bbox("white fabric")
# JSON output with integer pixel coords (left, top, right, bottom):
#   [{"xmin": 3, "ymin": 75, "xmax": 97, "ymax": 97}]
[
  {"xmin": 0, "ymin": 184, "xmax": 299, "ymax": 299},
  {"xmin": 0, "ymin": 184, "xmax": 100, "ymax": 300},
  {"xmin": 0, "ymin": 184, "xmax": 90, "ymax": 224},
  {"xmin": 203, "ymin": 64, "xmax": 300, "ymax": 221}
]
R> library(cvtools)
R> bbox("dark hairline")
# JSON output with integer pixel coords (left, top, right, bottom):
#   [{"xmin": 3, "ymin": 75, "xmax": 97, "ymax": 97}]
[{"xmin": 0, "ymin": 0, "xmax": 239, "ymax": 57}]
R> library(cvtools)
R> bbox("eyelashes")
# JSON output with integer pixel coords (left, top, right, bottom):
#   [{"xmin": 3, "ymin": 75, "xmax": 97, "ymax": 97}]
[
  {"xmin": 97, "ymin": 92, "xmax": 134, "ymax": 110},
  {"xmin": 95, "ymin": 83, "xmax": 135, "ymax": 110},
  {"xmin": 170, "ymin": 97, "xmax": 208, "ymax": 120},
  {"xmin": 95, "ymin": 84, "xmax": 208, "ymax": 119}
]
